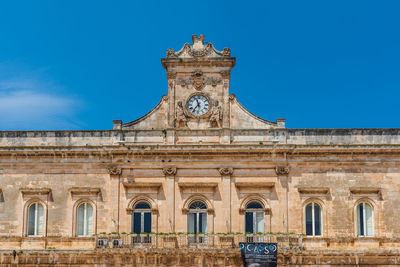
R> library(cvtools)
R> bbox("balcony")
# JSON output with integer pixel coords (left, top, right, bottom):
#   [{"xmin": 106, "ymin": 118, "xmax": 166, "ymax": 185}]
[{"xmin": 95, "ymin": 233, "xmax": 303, "ymax": 249}]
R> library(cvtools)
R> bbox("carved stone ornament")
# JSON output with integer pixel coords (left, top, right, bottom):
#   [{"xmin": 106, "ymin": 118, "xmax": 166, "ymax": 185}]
[
  {"xmin": 220, "ymin": 70, "xmax": 231, "ymax": 79},
  {"xmin": 163, "ymin": 166, "xmax": 177, "ymax": 176},
  {"xmin": 162, "ymin": 95, "xmax": 169, "ymax": 101},
  {"xmin": 108, "ymin": 167, "xmax": 122, "ymax": 176},
  {"xmin": 166, "ymin": 71, "xmax": 177, "ymax": 80},
  {"xmin": 209, "ymin": 101, "xmax": 222, "ymax": 128},
  {"xmin": 218, "ymin": 167, "xmax": 234, "ymax": 176},
  {"xmin": 191, "ymin": 71, "xmax": 205, "ymax": 91},
  {"xmin": 229, "ymin": 94, "xmax": 236, "ymax": 102},
  {"xmin": 165, "ymin": 35, "xmax": 232, "ymax": 59},
  {"xmin": 175, "ymin": 101, "xmax": 188, "ymax": 128},
  {"xmin": 275, "ymin": 166, "xmax": 289, "ymax": 175}
]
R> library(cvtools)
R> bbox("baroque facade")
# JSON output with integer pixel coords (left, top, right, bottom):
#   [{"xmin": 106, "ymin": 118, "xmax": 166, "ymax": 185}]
[{"xmin": 1, "ymin": 35, "xmax": 400, "ymax": 266}]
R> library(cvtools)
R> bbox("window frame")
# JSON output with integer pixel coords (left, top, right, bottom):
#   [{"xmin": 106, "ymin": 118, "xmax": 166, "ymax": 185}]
[
  {"xmin": 302, "ymin": 198, "xmax": 325, "ymax": 237},
  {"xmin": 355, "ymin": 201, "xmax": 374, "ymax": 237},
  {"xmin": 188, "ymin": 200, "xmax": 208, "ymax": 234},
  {"xmin": 72, "ymin": 199, "xmax": 97, "ymax": 237},
  {"xmin": 76, "ymin": 202, "xmax": 95, "ymax": 237},
  {"xmin": 132, "ymin": 201, "xmax": 152, "ymax": 234},
  {"xmin": 304, "ymin": 202, "xmax": 322, "ymax": 237},
  {"xmin": 245, "ymin": 201, "xmax": 265, "ymax": 234},
  {"xmin": 24, "ymin": 199, "xmax": 47, "ymax": 237}
]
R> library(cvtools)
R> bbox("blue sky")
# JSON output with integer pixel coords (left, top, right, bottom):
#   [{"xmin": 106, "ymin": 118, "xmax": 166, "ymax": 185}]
[{"xmin": 0, "ymin": 1, "xmax": 399, "ymax": 130}]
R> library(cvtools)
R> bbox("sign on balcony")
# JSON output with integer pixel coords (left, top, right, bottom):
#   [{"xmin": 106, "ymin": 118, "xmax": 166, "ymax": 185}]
[{"xmin": 239, "ymin": 242, "xmax": 277, "ymax": 267}]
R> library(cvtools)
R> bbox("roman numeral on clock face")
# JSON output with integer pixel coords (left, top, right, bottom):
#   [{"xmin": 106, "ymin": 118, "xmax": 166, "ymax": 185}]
[{"xmin": 186, "ymin": 95, "xmax": 210, "ymax": 115}]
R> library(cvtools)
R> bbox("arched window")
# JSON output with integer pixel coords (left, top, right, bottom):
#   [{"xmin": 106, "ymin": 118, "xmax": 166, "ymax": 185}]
[
  {"xmin": 305, "ymin": 202, "xmax": 322, "ymax": 236},
  {"xmin": 76, "ymin": 202, "xmax": 94, "ymax": 237},
  {"xmin": 27, "ymin": 202, "xmax": 44, "ymax": 237},
  {"xmin": 132, "ymin": 201, "xmax": 152, "ymax": 234},
  {"xmin": 357, "ymin": 202, "xmax": 373, "ymax": 237},
  {"xmin": 245, "ymin": 201, "xmax": 265, "ymax": 234},
  {"xmin": 188, "ymin": 201, "xmax": 207, "ymax": 234}
]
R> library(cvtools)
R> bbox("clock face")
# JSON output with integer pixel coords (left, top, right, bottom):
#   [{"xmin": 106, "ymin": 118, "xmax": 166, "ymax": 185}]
[{"xmin": 187, "ymin": 95, "xmax": 210, "ymax": 116}]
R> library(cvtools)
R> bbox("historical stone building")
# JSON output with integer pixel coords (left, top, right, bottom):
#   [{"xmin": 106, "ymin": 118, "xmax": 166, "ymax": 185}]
[{"xmin": 1, "ymin": 35, "xmax": 400, "ymax": 266}]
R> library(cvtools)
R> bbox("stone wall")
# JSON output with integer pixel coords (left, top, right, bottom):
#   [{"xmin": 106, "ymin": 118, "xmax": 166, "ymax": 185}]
[{"xmin": 1, "ymin": 249, "xmax": 400, "ymax": 266}]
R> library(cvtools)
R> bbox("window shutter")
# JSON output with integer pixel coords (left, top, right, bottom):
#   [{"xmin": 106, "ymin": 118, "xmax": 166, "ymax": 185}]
[
  {"xmin": 245, "ymin": 212, "xmax": 253, "ymax": 233},
  {"xmin": 357, "ymin": 204, "xmax": 363, "ymax": 236},
  {"xmin": 37, "ymin": 204, "xmax": 44, "ymax": 236},
  {"xmin": 314, "ymin": 204, "xmax": 321, "ymax": 236},
  {"xmin": 305, "ymin": 204, "xmax": 313, "ymax": 236},
  {"xmin": 365, "ymin": 204, "xmax": 374, "ymax": 237},
  {"xmin": 133, "ymin": 212, "xmax": 141, "ymax": 234},
  {"xmin": 201, "ymin": 212, "xmax": 207, "ymax": 233},
  {"xmin": 77, "ymin": 204, "xmax": 84, "ymax": 236},
  {"xmin": 28, "ymin": 204, "xmax": 36, "ymax": 236},
  {"xmin": 86, "ymin": 204, "xmax": 94, "ymax": 236},
  {"xmin": 255, "ymin": 212, "xmax": 265, "ymax": 233},
  {"xmin": 187, "ymin": 213, "xmax": 195, "ymax": 233},
  {"xmin": 144, "ymin": 212, "xmax": 151, "ymax": 233}
]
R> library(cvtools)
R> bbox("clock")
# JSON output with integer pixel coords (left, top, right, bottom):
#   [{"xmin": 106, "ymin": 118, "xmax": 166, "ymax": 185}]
[{"xmin": 186, "ymin": 95, "xmax": 210, "ymax": 116}]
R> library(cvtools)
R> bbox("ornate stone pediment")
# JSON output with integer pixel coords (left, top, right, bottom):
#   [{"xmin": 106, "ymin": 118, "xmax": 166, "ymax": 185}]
[{"xmin": 166, "ymin": 35, "xmax": 231, "ymax": 59}]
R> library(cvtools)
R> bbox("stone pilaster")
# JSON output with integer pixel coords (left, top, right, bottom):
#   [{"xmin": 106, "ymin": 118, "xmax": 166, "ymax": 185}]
[
  {"xmin": 219, "ymin": 167, "xmax": 234, "ymax": 232},
  {"xmin": 163, "ymin": 166, "xmax": 177, "ymax": 232}
]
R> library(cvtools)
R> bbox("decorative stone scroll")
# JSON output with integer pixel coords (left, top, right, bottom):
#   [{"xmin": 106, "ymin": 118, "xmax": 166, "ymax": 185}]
[
  {"xmin": 218, "ymin": 167, "xmax": 234, "ymax": 176},
  {"xmin": 275, "ymin": 165, "xmax": 289, "ymax": 175},
  {"xmin": 108, "ymin": 167, "xmax": 122, "ymax": 176},
  {"xmin": 162, "ymin": 166, "xmax": 177, "ymax": 176},
  {"xmin": 165, "ymin": 35, "xmax": 232, "ymax": 59}
]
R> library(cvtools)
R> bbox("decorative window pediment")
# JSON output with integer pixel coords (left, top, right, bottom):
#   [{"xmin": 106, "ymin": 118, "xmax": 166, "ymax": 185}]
[
  {"xmin": 69, "ymin": 187, "xmax": 101, "ymax": 201},
  {"xmin": 20, "ymin": 188, "xmax": 51, "ymax": 201},
  {"xmin": 235, "ymin": 182, "xmax": 275, "ymax": 190},
  {"xmin": 297, "ymin": 187, "xmax": 330, "ymax": 200},
  {"xmin": 350, "ymin": 187, "xmax": 382, "ymax": 200}
]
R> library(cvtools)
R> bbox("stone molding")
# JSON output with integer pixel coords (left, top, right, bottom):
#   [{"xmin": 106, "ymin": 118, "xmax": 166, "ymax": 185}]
[
  {"xmin": 68, "ymin": 187, "xmax": 101, "ymax": 197},
  {"xmin": 108, "ymin": 167, "xmax": 122, "ymax": 176},
  {"xmin": 166, "ymin": 71, "xmax": 177, "ymax": 80},
  {"xmin": 218, "ymin": 167, "xmax": 233, "ymax": 175},
  {"xmin": 162, "ymin": 166, "xmax": 177, "ymax": 176},
  {"xmin": 220, "ymin": 70, "xmax": 231, "ymax": 79},
  {"xmin": 20, "ymin": 188, "xmax": 51, "ymax": 196},
  {"xmin": 275, "ymin": 165, "xmax": 289, "ymax": 175}
]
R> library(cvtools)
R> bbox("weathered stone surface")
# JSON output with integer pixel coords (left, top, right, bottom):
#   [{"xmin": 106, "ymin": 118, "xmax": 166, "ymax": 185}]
[{"xmin": 0, "ymin": 35, "xmax": 399, "ymax": 265}]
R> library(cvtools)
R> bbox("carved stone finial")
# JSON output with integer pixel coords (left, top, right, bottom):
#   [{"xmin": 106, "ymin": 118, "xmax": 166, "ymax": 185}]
[
  {"xmin": 219, "ymin": 167, "xmax": 234, "ymax": 176},
  {"xmin": 163, "ymin": 166, "xmax": 177, "ymax": 176},
  {"xmin": 222, "ymin": 48, "xmax": 231, "ymax": 57},
  {"xmin": 167, "ymin": 48, "xmax": 176, "ymax": 58},
  {"xmin": 275, "ymin": 166, "xmax": 289, "ymax": 175},
  {"xmin": 108, "ymin": 167, "xmax": 122, "ymax": 176},
  {"xmin": 162, "ymin": 95, "xmax": 169, "ymax": 102},
  {"xmin": 229, "ymin": 94, "xmax": 236, "ymax": 102},
  {"xmin": 192, "ymin": 34, "xmax": 205, "ymax": 46}
]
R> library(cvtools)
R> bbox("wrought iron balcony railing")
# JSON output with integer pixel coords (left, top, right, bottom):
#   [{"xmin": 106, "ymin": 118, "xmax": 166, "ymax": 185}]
[{"xmin": 95, "ymin": 233, "xmax": 303, "ymax": 249}]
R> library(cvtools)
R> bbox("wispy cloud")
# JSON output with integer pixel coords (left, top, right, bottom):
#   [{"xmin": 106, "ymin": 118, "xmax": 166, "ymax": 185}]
[{"xmin": 0, "ymin": 63, "xmax": 82, "ymax": 130}]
